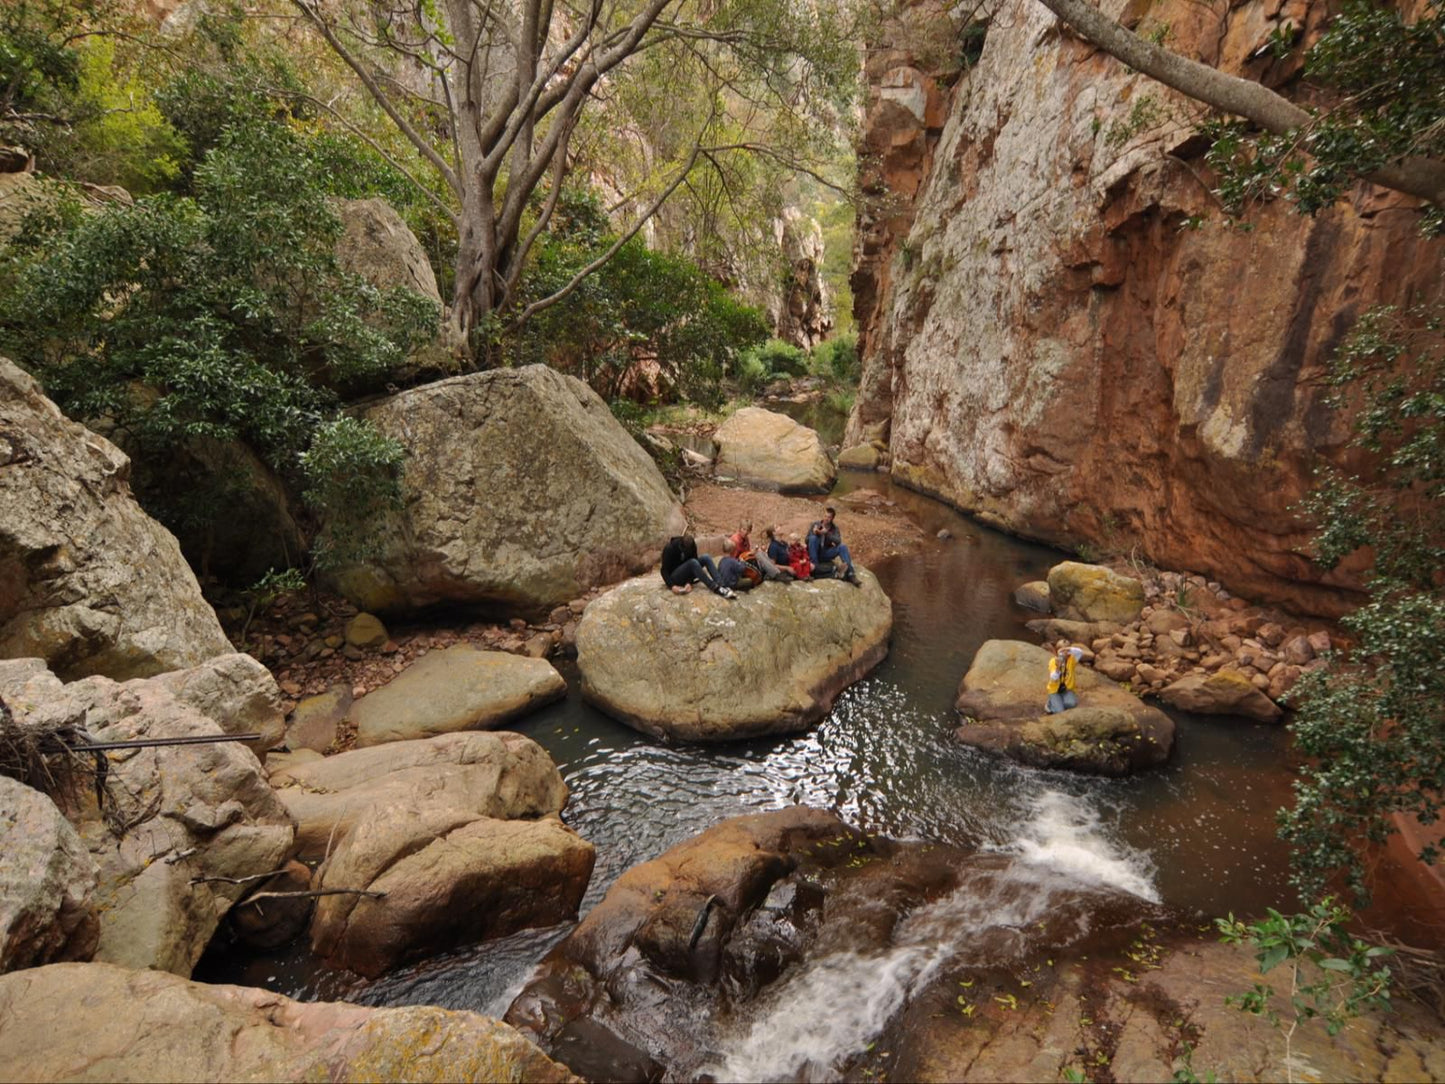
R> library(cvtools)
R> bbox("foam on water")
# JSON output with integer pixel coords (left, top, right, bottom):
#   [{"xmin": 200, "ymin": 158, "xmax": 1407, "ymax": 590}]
[{"xmin": 1001, "ymin": 789, "xmax": 1160, "ymax": 903}]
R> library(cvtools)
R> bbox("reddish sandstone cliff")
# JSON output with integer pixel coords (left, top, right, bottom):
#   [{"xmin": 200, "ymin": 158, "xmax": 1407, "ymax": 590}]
[{"xmin": 850, "ymin": 0, "xmax": 1443, "ymax": 616}]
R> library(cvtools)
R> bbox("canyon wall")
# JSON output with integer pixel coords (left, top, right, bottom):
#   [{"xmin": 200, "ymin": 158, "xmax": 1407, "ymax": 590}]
[{"xmin": 851, "ymin": 0, "xmax": 1443, "ymax": 616}]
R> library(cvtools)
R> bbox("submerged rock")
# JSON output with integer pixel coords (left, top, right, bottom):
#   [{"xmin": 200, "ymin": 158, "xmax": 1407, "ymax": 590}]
[
  {"xmin": 1159, "ymin": 669, "xmax": 1283, "ymax": 723},
  {"xmin": 326, "ymin": 365, "xmax": 685, "ymax": 616},
  {"xmin": 350, "ymin": 645, "xmax": 566, "ymax": 748},
  {"xmin": 1013, "ymin": 580, "xmax": 1051, "ymax": 613},
  {"xmin": 0, "ymin": 777, "xmax": 99, "ymax": 973},
  {"xmin": 576, "ymin": 571, "xmax": 891, "ymax": 741},
  {"xmin": 268, "ymin": 730, "xmax": 570, "ymax": 859},
  {"xmin": 0, "ymin": 357, "xmax": 231, "ymax": 680},
  {"xmin": 0, "ymin": 962, "xmax": 577, "ymax": 1082},
  {"xmin": 713, "ymin": 407, "xmax": 836, "ymax": 494},
  {"xmin": 954, "ymin": 640, "xmax": 1174, "ymax": 775},
  {"xmin": 0, "ymin": 658, "xmax": 295, "ymax": 976}
]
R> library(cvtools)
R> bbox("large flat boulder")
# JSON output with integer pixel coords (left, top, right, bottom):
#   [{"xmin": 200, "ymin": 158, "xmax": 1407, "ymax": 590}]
[
  {"xmin": 311, "ymin": 802, "xmax": 594, "ymax": 977},
  {"xmin": 0, "ymin": 658, "xmax": 295, "ymax": 976},
  {"xmin": 0, "ymin": 777, "xmax": 99, "ymax": 973},
  {"xmin": 714, "ymin": 407, "xmax": 836, "ymax": 494},
  {"xmin": 327, "ymin": 365, "xmax": 685, "ymax": 615},
  {"xmin": 0, "ymin": 962, "xmax": 577, "ymax": 1082},
  {"xmin": 267, "ymin": 730, "xmax": 570, "ymax": 859},
  {"xmin": 954, "ymin": 640, "xmax": 1174, "ymax": 775},
  {"xmin": 1159, "ymin": 669, "xmax": 1283, "ymax": 722},
  {"xmin": 351, "ymin": 645, "xmax": 566, "ymax": 748},
  {"xmin": 576, "ymin": 571, "xmax": 892, "ymax": 742},
  {"xmin": 1046, "ymin": 561, "xmax": 1146, "ymax": 625},
  {"xmin": 0, "ymin": 358, "xmax": 231, "ymax": 680}
]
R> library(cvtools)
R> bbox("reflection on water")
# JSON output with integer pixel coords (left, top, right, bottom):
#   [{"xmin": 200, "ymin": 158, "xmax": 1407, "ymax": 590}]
[{"xmin": 197, "ymin": 474, "xmax": 1296, "ymax": 1016}]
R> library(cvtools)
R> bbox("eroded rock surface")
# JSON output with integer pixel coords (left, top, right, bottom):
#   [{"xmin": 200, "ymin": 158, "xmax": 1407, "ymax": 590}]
[
  {"xmin": 713, "ymin": 407, "xmax": 837, "ymax": 494},
  {"xmin": 849, "ymin": 0, "xmax": 1445, "ymax": 617},
  {"xmin": 351, "ymin": 644, "xmax": 566, "ymax": 748},
  {"xmin": 576, "ymin": 572, "xmax": 891, "ymax": 741},
  {"xmin": 0, "ymin": 962, "xmax": 578, "ymax": 1083},
  {"xmin": 954, "ymin": 640, "xmax": 1174, "ymax": 774},
  {"xmin": 1160, "ymin": 669, "xmax": 1284, "ymax": 723},
  {"xmin": 336, "ymin": 197, "xmax": 442, "ymax": 306},
  {"xmin": 0, "ymin": 357, "xmax": 231, "ymax": 679},
  {"xmin": 1047, "ymin": 562, "xmax": 1145, "ymax": 625},
  {"xmin": 0, "ymin": 658, "xmax": 295, "ymax": 976},
  {"xmin": 268, "ymin": 730, "xmax": 570, "ymax": 859},
  {"xmin": 312, "ymin": 802, "xmax": 594, "ymax": 977},
  {"xmin": 0, "ymin": 777, "xmax": 99, "ymax": 972},
  {"xmin": 328, "ymin": 365, "xmax": 685, "ymax": 615}
]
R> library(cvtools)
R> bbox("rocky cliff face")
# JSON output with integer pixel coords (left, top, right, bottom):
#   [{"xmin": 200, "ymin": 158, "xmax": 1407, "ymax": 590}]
[{"xmin": 850, "ymin": 0, "xmax": 1444, "ymax": 616}]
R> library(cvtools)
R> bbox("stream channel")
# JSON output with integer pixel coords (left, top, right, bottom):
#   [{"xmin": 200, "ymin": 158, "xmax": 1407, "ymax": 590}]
[{"xmin": 200, "ymin": 472, "xmax": 1298, "ymax": 1067}]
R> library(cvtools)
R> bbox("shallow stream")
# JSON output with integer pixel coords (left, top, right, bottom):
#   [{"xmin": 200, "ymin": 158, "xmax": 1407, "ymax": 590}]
[{"xmin": 201, "ymin": 474, "xmax": 1298, "ymax": 1039}]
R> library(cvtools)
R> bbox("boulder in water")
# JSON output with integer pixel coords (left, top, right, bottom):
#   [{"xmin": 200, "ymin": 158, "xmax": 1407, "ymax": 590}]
[
  {"xmin": 713, "ymin": 407, "xmax": 836, "ymax": 494},
  {"xmin": 1046, "ymin": 561, "xmax": 1145, "ymax": 624},
  {"xmin": 326, "ymin": 365, "xmax": 685, "ymax": 615},
  {"xmin": 954, "ymin": 640, "xmax": 1174, "ymax": 775},
  {"xmin": 0, "ymin": 357, "xmax": 231, "ymax": 680},
  {"xmin": 1013, "ymin": 580, "xmax": 1051, "ymax": 612},
  {"xmin": 350, "ymin": 645, "xmax": 566, "ymax": 748},
  {"xmin": 310, "ymin": 801, "xmax": 594, "ymax": 977},
  {"xmin": 0, "ymin": 962, "xmax": 577, "ymax": 1082},
  {"xmin": 576, "ymin": 572, "xmax": 891, "ymax": 741}
]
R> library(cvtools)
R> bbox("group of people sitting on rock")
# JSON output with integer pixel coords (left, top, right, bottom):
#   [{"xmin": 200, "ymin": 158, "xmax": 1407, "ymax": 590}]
[{"xmin": 659, "ymin": 506, "xmax": 861, "ymax": 600}]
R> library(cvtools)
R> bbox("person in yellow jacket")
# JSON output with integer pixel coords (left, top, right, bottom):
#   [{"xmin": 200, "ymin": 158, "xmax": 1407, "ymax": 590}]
[{"xmin": 1046, "ymin": 643, "xmax": 1085, "ymax": 713}]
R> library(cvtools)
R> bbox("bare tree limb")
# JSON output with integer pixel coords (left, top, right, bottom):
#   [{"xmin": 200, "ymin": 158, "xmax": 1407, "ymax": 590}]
[
  {"xmin": 1034, "ymin": 0, "xmax": 1445, "ymax": 206},
  {"xmin": 292, "ymin": 0, "xmax": 461, "ymax": 195}
]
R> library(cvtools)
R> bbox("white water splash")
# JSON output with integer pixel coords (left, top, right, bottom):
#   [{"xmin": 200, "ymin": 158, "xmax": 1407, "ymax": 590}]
[{"xmin": 1001, "ymin": 789, "xmax": 1160, "ymax": 903}]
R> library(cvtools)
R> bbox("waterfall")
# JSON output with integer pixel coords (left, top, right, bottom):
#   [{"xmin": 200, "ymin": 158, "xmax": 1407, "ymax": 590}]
[{"xmin": 704, "ymin": 788, "xmax": 1157, "ymax": 1082}]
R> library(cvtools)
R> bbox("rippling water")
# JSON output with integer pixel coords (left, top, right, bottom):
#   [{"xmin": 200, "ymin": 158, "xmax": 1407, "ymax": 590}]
[{"xmin": 198, "ymin": 474, "xmax": 1296, "ymax": 1019}]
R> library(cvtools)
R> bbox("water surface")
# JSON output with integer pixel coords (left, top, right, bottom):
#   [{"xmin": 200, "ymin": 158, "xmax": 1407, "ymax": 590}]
[{"xmin": 200, "ymin": 474, "xmax": 1295, "ymax": 1021}]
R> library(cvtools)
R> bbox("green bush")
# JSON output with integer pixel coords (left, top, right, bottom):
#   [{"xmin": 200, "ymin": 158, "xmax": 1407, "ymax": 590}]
[
  {"xmin": 754, "ymin": 337, "xmax": 809, "ymax": 377},
  {"xmin": 507, "ymin": 189, "xmax": 768, "ymax": 405},
  {"xmin": 734, "ymin": 349, "xmax": 773, "ymax": 393},
  {"xmin": 0, "ymin": 113, "xmax": 438, "ymax": 567},
  {"xmin": 811, "ymin": 333, "xmax": 859, "ymax": 382}
]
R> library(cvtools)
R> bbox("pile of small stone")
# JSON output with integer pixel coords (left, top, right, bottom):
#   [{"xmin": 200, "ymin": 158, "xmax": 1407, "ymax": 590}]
[{"xmin": 1021, "ymin": 564, "xmax": 1337, "ymax": 718}]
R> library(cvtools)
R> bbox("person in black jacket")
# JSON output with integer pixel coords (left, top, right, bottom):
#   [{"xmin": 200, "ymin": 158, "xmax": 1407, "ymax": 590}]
[
  {"xmin": 807, "ymin": 506, "xmax": 859, "ymax": 584},
  {"xmin": 660, "ymin": 534, "xmax": 734, "ymax": 598}
]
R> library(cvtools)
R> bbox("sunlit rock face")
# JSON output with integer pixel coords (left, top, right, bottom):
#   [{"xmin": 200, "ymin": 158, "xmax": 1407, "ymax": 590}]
[{"xmin": 850, "ymin": 0, "xmax": 1445, "ymax": 617}]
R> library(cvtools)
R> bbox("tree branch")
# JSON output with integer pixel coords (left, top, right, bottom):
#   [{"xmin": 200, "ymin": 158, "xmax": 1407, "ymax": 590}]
[
  {"xmin": 1033, "ymin": 0, "xmax": 1445, "ymax": 206},
  {"xmin": 292, "ymin": 0, "xmax": 461, "ymax": 196}
]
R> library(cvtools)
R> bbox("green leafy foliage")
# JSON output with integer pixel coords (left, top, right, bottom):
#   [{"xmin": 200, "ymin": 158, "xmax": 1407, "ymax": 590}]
[
  {"xmin": 1217, "ymin": 899, "xmax": 1392, "ymax": 1081},
  {"xmin": 1202, "ymin": 1, "xmax": 1444, "ymax": 231},
  {"xmin": 1278, "ymin": 300, "xmax": 1445, "ymax": 903},
  {"xmin": 507, "ymin": 189, "xmax": 768, "ymax": 405},
  {"xmin": 1, "ymin": 1, "xmax": 184, "ymax": 191},
  {"xmin": 300, "ymin": 416, "xmax": 405, "ymax": 570},
  {"xmin": 0, "ymin": 112, "xmax": 437, "ymax": 558},
  {"xmin": 811, "ymin": 333, "xmax": 859, "ymax": 381}
]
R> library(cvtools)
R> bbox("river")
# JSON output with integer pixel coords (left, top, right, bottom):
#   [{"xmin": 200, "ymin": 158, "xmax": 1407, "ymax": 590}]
[{"xmin": 198, "ymin": 472, "xmax": 1299, "ymax": 1033}]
